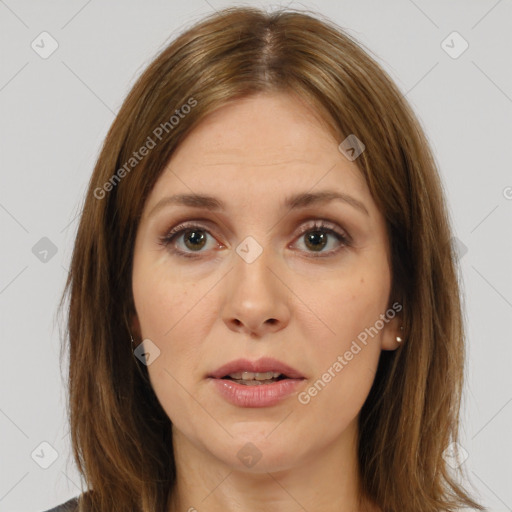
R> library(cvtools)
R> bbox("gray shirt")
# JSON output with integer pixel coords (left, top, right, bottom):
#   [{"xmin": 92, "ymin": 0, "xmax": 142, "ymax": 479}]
[{"xmin": 41, "ymin": 496, "xmax": 79, "ymax": 512}]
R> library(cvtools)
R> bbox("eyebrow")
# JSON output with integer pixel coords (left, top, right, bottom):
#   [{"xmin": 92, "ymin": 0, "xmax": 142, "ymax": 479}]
[{"xmin": 147, "ymin": 190, "xmax": 369, "ymax": 219}]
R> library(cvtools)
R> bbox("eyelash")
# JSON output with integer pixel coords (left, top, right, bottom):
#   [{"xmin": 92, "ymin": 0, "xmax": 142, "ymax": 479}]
[{"xmin": 158, "ymin": 219, "xmax": 351, "ymax": 259}]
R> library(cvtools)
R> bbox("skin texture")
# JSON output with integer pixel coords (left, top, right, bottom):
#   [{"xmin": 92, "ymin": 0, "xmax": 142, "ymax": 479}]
[{"xmin": 131, "ymin": 92, "xmax": 401, "ymax": 512}]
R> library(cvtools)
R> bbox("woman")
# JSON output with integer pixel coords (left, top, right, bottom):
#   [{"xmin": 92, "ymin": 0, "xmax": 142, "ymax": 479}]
[{"xmin": 47, "ymin": 6, "xmax": 484, "ymax": 512}]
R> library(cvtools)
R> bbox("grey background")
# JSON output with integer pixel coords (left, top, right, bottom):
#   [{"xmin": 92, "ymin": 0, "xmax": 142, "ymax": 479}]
[{"xmin": 1, "ymin": 0, "xmax": 511, "ymax": 511}]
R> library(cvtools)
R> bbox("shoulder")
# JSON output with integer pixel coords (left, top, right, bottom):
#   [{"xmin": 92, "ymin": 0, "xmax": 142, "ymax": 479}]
[{"xmin": 41, "ymin": 495, "xmax": 80, "ymax": 512}]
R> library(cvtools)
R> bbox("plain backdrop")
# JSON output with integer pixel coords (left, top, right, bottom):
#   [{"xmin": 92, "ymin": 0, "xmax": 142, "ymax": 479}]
[{"xmin": 1, "ymin": 1, "xmax": 511, "ymax": 511}]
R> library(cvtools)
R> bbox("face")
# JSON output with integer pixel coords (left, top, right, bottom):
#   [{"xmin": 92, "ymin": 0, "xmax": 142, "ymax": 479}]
[{"xmin": 131, "ymin": 92, "xmax": 401, "ymax": 473}]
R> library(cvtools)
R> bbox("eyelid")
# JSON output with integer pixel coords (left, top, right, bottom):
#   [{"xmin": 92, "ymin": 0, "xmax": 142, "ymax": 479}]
[
  {"xmin": 295, "ymin": 218, "xmax": 351, "ymax": 242},
  {"xmin": 161, "ymin": 218, "xmax": 217, "ymax": 239},
  {"xmin": 160, "ymin": 216, "xmax": 349, "ymax": 240}
]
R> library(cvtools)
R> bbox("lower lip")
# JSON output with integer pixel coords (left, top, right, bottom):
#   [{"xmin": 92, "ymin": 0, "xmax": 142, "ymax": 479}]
[{"xmin": 209, "ymin": 378, "xmax": 305, "ymax": 408}]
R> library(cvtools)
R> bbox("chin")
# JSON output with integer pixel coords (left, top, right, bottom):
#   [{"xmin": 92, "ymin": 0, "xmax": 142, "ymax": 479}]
[{"xmin": 211, "ymin": 433, "xmax": 304, "ymax": 474}]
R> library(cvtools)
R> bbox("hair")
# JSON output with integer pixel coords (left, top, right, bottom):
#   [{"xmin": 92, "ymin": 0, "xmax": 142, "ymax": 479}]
[{"xmin": 58, "ymin": 5, "xmax": 485, "ymax": 512}]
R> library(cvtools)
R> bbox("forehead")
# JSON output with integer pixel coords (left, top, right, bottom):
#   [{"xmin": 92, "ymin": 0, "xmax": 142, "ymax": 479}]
[
  {"xmin": 173, "ymin": 92, "xmax": 338, "ymax": 166},
  {"xmin": 144, "ymin": 92, "xmax": 370, "ymax": 212}
]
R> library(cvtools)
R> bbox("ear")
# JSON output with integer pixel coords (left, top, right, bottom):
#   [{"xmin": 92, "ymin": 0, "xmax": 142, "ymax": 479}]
[{"xmin": 381, "ymin": 314, "xmax": 404, "ymax": 351}]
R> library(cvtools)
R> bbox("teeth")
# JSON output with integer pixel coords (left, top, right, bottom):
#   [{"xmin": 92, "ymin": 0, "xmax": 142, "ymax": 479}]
[
  {"xmin": 236, "ymin": 379, "xmax": 277, "ymax": 386},
  {"xmin": 227, "ymin": 371, "xmax": 282, "ymax": 380}
]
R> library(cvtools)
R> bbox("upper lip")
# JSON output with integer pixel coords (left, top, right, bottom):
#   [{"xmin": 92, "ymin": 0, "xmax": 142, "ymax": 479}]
[{"xmin": 209, "ymin": 357, "xmax": 305, "ymax": 379}]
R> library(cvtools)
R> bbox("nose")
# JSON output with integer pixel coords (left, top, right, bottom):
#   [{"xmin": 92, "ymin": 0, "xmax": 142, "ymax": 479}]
[{"xmin": 221, "ymin": 241, "xmax": 291, "ymax": 338}]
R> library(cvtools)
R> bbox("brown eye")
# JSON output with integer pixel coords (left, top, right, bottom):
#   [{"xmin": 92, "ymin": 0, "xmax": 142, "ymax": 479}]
[
  {"xmin": 292, "ymin": 220, "xmax": 350, "ymax": 258},
  {"xmin": 181, "ymin": 229, "xmax": 208, "ymax": 251},
  {"xmin": 159, "ymin": 219, "xmax": 350, "ymax": 259},
  {"xmin": 159, "ymin": 223, "xmax": 219, "ymax": 258},
  {"xmin": 303, "ymin": 230, "xmax": 329, "ymax": 252}
]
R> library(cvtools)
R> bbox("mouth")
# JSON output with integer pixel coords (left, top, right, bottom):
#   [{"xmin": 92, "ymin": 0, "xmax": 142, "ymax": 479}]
[
  {"xmin": 208, "ymin": 357, "xmax": 305, "ymax": 384},
  {"xmin": 207, "ymin": 357, "xmax": 306, "ymax": 408}
]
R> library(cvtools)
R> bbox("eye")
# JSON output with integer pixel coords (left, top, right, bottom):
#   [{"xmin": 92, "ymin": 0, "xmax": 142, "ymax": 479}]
[
  {"xmin": 291, "ymin": 220, "xmax": 350, "ymax": 258},
  {"xmin": 158, "ymin": 219, "xmax": 350, "ymax": 259},
  {"xmin": 158, "ymin": 222, "xmax": 221, "ymax": 259}
]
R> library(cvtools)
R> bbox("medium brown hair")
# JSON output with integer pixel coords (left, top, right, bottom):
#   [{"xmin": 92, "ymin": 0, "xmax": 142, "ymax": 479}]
[{"xmin": 58, "ymin": 6, "xmax": 484, "ymax": 512}]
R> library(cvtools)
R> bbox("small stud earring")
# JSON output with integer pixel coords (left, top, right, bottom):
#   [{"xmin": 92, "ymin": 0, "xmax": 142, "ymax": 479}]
[{"xmin": 396, "ymin": 325, "xmax": 404, "ymax": 343}]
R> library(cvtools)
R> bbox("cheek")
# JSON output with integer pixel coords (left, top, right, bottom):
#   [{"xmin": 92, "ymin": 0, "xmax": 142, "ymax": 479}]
[
  {"xmin": 295, "ymin": 301, "xmax": 383, "ymax": 437},
  {"xmin": 299, "ymin": 260, "xmax": 390, "ymax": 351},
  {"xmin": 132, "ymin": 274, "xmax": 200, "ymax": 427},
  {"xmin": 132, "ymin": 244, "xmax": 200, "ymax": 342},
  {"xmin": 132, "ymin": 256, "xmax": 216, "ymax": 411},
  {"xmin": 293, "ymin": 262, "xmax": 389, "ymax": 416},
  {"xmin": 134, "ymin": 277, "xmax": 202, "ymax": 365},
  {"xmin": 296, "ymin": 348, "xmax": 379, "ymax": 444}
]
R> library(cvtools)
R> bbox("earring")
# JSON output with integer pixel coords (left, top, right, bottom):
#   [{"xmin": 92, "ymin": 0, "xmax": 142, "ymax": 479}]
[{"xmin": 396, "ymin": 325, "xmax": 404, "ymax": 343}]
